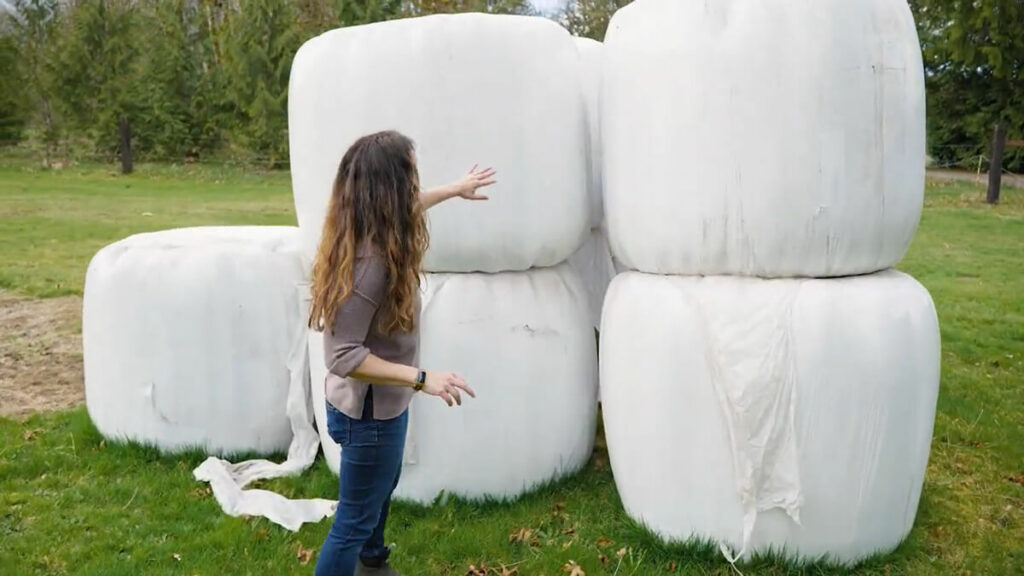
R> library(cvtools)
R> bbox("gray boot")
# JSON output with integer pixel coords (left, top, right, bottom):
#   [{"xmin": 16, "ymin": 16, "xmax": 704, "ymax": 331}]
[{"xmin": 355, "ymin": 558, "xmax": 402, "ymax": 576}]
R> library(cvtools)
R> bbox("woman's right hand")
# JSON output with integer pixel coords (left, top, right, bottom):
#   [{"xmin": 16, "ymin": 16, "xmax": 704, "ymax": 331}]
[{"xmin": 422, "ymin": 371, "xmax": 476, "ymax": 406}]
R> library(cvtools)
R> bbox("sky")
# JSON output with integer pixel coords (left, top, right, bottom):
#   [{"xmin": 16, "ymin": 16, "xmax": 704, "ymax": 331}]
[{"xmin": 530, "ymin": 0, "xmax": 570, "ymax": 16}]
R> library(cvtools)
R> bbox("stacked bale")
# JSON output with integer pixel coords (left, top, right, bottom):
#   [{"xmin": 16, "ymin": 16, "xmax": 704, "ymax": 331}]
[
  {"xmin": 599, "ymin": 0, "xmax": 939, "ymax": 564},
  {"xmin": 290, "ymin": 14, "xmax": 598, "ymax": 503}
]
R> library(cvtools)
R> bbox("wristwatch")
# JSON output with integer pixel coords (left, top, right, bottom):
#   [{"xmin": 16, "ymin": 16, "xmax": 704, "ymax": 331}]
[{"xmin": 413, "ymin": 370, "xmax": 426, "ymax": 392}]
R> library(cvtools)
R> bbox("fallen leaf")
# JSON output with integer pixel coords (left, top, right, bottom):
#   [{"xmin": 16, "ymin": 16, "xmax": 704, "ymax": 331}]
[
  {"xmin": 667, "ymin": 560, "xmax": 677, "ymax": 572},
  {"xmin": 616, "ymin": 547, "xmax": 627, "ymax": 559},
  {"xmin": 296, "ymin": 544, "xmax": 314, "ymax": 565},
  {"xmin": 466, "ymin": 563, "xmax": 487, "ymax": 576},
  {"xmin": 595, "ymin": 536, "xmax": 614, "ymax": 549},
  {"xmin": 598, "ymin": 553, "xmax": 609, "ymax": 565},
  {"xmin": 498, "ymin": 566, "xmax": 519, "ymax": 576},
  {"xmin": 172, "ymin": 553, "xmax": 182, "ymax": 562},
  {"xmin": 509, "ymin": 528, "xmax": 533, "ymax": 544},
  {"xmin": 562, "ymin": 526, "xmax": 577, "ymax": 536},
  {"xmin": 22, "ymin": 428, "xmax": 42, "ymax": 441},
  {"xmin": 1008, "ymin": 475, "xmax": 1024, "ymax": 486},
  {"xmin": 562, "ymin": 560, "xmax": 586, "ymax": 576}
]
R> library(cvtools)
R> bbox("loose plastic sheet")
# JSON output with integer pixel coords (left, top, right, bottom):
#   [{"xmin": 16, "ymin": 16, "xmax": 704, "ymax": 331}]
[
  {"xmin": 193, "ymin": 285, "xmax": 336, "ymax": 531},
  {"xmin": 311, "ymin": 265, "xmax": 598, "ymax": 503},
  {"xmin": 575, "ymin": 36, "xmax": 604, "ymax": 228},
  {"xmin": 603, "ymin": 0, "xmax": 926, "ymax": 277},
  {"xmin": 566, "ymin": 227, "xmax": 616, "ymax": 331},
  {"xmin": 289, "ymin": 14, "xmax": 589, "ymax": 273},
  {"xmin": 600, "ymin": 270, "xmax": 940, "ymax": 563},
  {"xmin": 83, "ymin": 227, "xmax": 306, "ymax": 455}
]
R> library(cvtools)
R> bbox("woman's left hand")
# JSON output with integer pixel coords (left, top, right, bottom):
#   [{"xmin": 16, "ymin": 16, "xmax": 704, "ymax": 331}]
[{"xmin": 453, "ymin": 165, "xmax": 497, "ymax": 200}]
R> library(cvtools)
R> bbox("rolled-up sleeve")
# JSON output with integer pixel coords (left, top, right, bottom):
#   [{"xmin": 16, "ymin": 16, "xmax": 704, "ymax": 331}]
[{"xmin": 324, "ymin": 256, "xmax": 387, "ymax": 378}]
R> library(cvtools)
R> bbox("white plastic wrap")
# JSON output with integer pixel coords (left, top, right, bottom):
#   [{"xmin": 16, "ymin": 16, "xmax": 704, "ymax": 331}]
[
  {"xmin": 289, "ymin": 14, "xmax": 589, "ymax": 273},
  {"xmin": 603, "ymin": 0, "xmax": 926, "ymax": 277},
  {"xmin": 311, "ymin": 265, "xmax": 598, "ymax": 503},
  {"xmin": 83, "ymin": 227, "xmax": 306, "ymax": 455},
  {"xmin": 600, "ymin": 270, "xmax": 940, "ymax": 563},
  {"xmin": 566, "ymin": 227, "xmax": 616, "ymax": 331},
  {"xmin": 575, "ymin": 36, "xmax": 604, "ymax": 228}
]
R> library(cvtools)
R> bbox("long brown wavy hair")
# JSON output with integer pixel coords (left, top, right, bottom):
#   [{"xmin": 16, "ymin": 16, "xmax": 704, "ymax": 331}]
[{"xmin": 309, "ymin": 131, "xmax": 429, "ymax": 335}]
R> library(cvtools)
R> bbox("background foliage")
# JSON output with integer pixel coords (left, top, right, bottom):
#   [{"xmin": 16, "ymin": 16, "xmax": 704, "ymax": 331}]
[{"xmin": 1, "ymin": 0, "xmax": 1021, "ymax": 171}]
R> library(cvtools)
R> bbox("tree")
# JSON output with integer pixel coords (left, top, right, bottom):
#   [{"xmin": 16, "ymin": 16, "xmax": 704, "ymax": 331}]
[
  {"xmin": 293, "ymin": 0, "xmax": 403, "ymax": 35},
  {"xmin": 53, "ymin": 0, "xmax": 141, "ymax": 169},
  {"xmin": 132, "ymin": 0, "xmax": 203, "ymax": 160},
  {"xmin": 402, "ymin": 0, "xmax": 535, "ymax": 17},
  {"xmin": 0, "ymin": 27, "xmax": 29, "ymax": 144},
  {"xmin": 910, "ymin": 0, "xmax": 1024, "ymax": 203},
  {"xmin": 223, "ymin": 0, "xmax": 301, "ymax": 167},
  {"xmin": 5, "ymin": 0, "xmax": 63, "ymax": 161},
  {"xmin": 560, "ymin": 0, "xmax": 630, "ymax": 40}
]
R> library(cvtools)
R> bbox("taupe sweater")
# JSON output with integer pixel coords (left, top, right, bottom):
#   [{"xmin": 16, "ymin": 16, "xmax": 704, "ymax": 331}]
[{"xmin": 323, "ymin": 245, "xmax": 419, "ymax": 420}]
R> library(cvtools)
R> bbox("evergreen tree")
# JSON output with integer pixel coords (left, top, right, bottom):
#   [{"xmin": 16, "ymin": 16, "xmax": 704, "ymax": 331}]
[
  {"xmin": 909, "ymin": 0, "xmax": 1023, "ymax": 200},
  {"xmin": 0, "ymin": 26, "xmax": 28, "ymax": 144},
  {"xmin": 53, "ymin": 0, "xmax": 141, "ymax": 158},
  {"xmin": 403, "ymin": 0, "xmax": 535, "ymax": 17},
  {"xmin": 133, "ymin": 0, "xmax": 201, "ymax": 159},
  {"xmin": 223, "ymin": 0, "xmax": 301, "ymax": 167},
  {"xmin": 5, "ymin": 0, "xmax": 63, "ymax": 160},
  {"xmin": 560, "ymin": 0, "xmax": 629, "ymax": 40}
]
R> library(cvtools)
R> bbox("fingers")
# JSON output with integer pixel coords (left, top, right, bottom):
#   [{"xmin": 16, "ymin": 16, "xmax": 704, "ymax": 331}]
[
  {"xmin": 469, "ymin": 166, "xmax": 496, "ymax": 178},
  {"xmin": 453, "ymin": 380, "xmax": 476, "ymax": 398},
  {"xmin": 439, "ymin": 390, "xmax": 453, "ymax": 407},
  {"xmin": 467, "ymin": 194, "xmax": 489, "ymax": 201},
  {"xmin": 435, "ymin": 374, "xmax": 475, "ymax": 406}
]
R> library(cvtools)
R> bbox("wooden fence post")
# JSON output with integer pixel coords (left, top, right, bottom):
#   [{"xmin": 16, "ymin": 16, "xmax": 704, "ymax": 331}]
[
  {"xmin": 986, "ymin": 121, "xmax": 1007, "ymax": 205},
  {"xmin": 119, "ymin": 116, "xmax": 134, "ymax": 175}
]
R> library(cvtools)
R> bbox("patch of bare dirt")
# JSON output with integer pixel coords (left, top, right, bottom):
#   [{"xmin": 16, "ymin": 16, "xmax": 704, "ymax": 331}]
[{"xmin": 0, "ymin": 290, "xmax": 84, "ymax": 419}]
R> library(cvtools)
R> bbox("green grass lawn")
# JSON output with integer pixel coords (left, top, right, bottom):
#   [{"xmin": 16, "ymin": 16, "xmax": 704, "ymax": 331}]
[
  {"xmin": 1, "ymin": 163, "xmax": 1022, "ymax": 575},
  {"xmin": 0, "ymin": 162, "xmax": 296, "ymax": 298}
]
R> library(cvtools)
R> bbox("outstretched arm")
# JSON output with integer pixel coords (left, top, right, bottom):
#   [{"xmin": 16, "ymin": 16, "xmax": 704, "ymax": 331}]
[{"xmin": 420, "ymin": 165, "xmax": 497, "ymax": 210}]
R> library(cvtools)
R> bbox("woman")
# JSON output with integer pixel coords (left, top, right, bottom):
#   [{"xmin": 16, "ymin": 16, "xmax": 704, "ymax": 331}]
[{"xmin": 309, "ymin": 130, "xmax": 496, "ymax": 576}]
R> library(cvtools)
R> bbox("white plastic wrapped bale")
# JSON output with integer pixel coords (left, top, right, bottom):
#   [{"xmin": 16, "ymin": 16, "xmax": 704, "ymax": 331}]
[
  {"xmin": 603, "ymin": 0, "xmax": 926, "ymax": 277},
  {"xmin": 575, "ymin": 36, "xmax": 604, "ymax": 228},
  {"xmin": 310, "ymin": 265, "xmax": 598, "ymax": 503},
  {"xmin": 83, "ymin": 227, "xmax": 307, "ymax": 456},
  {"xmin": 289, "ymin": 14, "xmax": 589, "ymax": 273},
  {"xmin": 600, "ymin": 270, "xmax": 940, "ymax": 563}
]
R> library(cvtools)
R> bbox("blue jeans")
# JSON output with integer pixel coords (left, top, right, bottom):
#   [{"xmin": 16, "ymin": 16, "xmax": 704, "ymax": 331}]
[{"xmin": 315, "ymin": 389, "xmax": 408, "ymax": 576}]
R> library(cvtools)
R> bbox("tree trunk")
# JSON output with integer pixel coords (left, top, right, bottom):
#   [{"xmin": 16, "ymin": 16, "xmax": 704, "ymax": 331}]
[
  {"xmin": 119, "ymin": 116, "xmax": 133, "ymax": 174},
  {"xmin": 987, "ymin": 121, "xmax": 1006, "ymax": 205}
]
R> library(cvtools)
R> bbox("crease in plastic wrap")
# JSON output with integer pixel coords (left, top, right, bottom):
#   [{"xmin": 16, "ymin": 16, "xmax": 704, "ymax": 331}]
[
  {"xmin": 602, "ymin": 0, "xmax": 926, "ymax": 277},
  {"xmin": 83, "ymin": 227, "xmax": 306, "ymax": 456},
  {"xmin": 310, "ymin": 265, "xmax": 599, "ymax": 503},
  {"xmin": 289, "ymin": 14, "xmax": 589, "ymax": 273},
  {"xmin": 575, "ymin": 36, "xmax": 604, "ymax": 228},
  {"xmin": 600, "ymin": 270, "xmax": 940, "ymax": 563},
  {"xmin": 193, "ymin": 285, "xmax": 335, "ymax": 532},
  {"xmin": 566, "ymin": 227, "xmax": 617, "ymax": 331}
]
